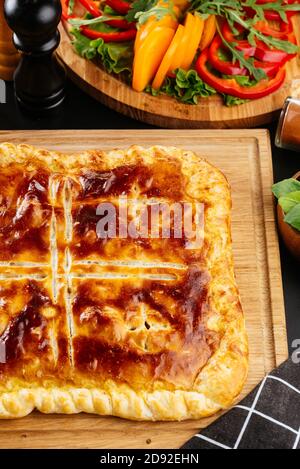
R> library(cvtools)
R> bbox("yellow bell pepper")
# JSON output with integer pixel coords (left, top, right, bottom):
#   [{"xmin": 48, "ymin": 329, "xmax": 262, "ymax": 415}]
[
  {"xmin": 199, "ymin": 15, "xmax": 217, "ymax": 50},
  {"xmin": 152, "ymin": 24, "xmax": 185, "ymax": 89},
  {"xmin": 134, "ymin": 14, "xmax": 178, "ymax": 52},
  {"xmin": 181, "ymin": 14, "xmax": 204, "ymax": 70},
  {"xmin": 167, "ymin": 12, "xmax": 195, "ymax": 73},
  {"xmin": 132, "ymin": 26, "xmax": 175, "ymax": 92}
]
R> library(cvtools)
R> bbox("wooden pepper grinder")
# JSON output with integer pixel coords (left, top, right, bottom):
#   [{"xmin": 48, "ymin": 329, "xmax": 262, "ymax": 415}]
[
  {"xmin": 4, "ymin": 0, "xmax": 66, "ymax": 113},
  {"xmin": 0, "ymin": 0, "xmax": 19, "ymax": 81}
]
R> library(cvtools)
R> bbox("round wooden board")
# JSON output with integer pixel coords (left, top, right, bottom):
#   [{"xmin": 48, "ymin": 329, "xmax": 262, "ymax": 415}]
[{"xmin": 57, "ymin": 17, "xmax": 300, "ymax": 129}]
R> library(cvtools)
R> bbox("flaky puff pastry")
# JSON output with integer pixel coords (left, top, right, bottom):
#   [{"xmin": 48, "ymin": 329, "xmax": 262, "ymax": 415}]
[{"xmin": 0, "ymin": 143, "xmax": 248, "ymax": 421}]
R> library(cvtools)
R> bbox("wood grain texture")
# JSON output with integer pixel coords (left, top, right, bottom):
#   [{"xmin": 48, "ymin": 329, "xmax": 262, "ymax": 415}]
[
  {"xmin": 0, "ymin": 1, "xmax": 19, "ymax": 81},
  {"xmin": 0, "ymin": 129, "xmax": 288, "ymax": 449},
  {"xmin": 57, "ymin": 17, "xmax": 300, "ymax": 129}
]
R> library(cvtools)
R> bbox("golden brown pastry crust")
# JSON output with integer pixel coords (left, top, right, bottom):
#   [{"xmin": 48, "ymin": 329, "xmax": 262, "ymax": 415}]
[{"xmin": 0, "ymin": 143, "xmax": 248, "ymax": 421}]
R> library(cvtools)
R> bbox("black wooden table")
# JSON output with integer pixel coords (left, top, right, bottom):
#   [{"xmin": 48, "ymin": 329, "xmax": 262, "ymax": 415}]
[{"xmin": 0, "ymin": 79, "xmax": 299, "ymax": 355}]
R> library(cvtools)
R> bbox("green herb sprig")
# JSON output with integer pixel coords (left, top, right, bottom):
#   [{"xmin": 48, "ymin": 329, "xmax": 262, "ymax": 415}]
[
  {"xmin": 190, "ymin": 0, "xmax": 300, "ymax": 78},
  {"xmin": 126, "ymin": 0, "xmax": 176, "ymax": 26}
]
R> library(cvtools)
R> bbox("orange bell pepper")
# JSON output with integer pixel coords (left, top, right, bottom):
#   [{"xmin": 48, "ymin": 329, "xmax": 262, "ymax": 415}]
[
  {"xmin": 134, "ymin": 14, "xmax": 178, "ymax": 51},
  {"xmin": 168, "ymin": 12, "xmax": 195, "ymax": 72},
  {"xmin": 152, "ymin": 24, "xmax": 185, "ymax": 89},
  {"xmin": 132, "ymin": 27, "xmax": 175, "ymax": 92},
  {"xmin": 181, "ymin": 14, "xmax": 204, "ymax": 70},
  {"xmin": 134, "ymin": 3, "xmax": 180, "ymax": 52},
  {"xmin": 199, "ymin": 15, "xmax": 217, "ymax": 51}
]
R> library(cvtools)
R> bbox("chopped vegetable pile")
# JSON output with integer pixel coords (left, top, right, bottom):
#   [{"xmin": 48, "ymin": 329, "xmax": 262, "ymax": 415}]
[{"xmin": 62, "ymin": 0, "xmax": 300, "ymax": 106}]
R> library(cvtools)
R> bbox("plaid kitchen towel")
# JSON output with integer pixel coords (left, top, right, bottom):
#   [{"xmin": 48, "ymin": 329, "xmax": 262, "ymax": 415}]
[{"xmin": 182, "ymin": 359, "xmax": 300, "ymax": 449}]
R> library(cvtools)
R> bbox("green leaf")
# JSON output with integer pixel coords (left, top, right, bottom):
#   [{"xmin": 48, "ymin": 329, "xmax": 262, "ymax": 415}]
[
  {"xmin": 272, "ymin": 179, "xmax": 300, "ymax": 199},
  {"xmin": 223, "ymin": 94, "xmax": 249, "ymax": 106},
  {"xmin": 284, "ymin": 204, "xmax": 300, "ymax": 231},
  {"xmin": 126, "ymin": 0, "xmax": 157, "ymax": 23},
  {"xmin": 222, "ymin": 74, "xmax": 258, "ymax": 87},
  {"xmin": 69, "ymin": 16, "xmax": 123, "ymax": 28},
  {"xmin": 70, "ymin": 29, "xmax": 133, "ymax": 74},
  {"xmin": 71, "ymin": 29, "xmax": 98, "ymax": 60},
  {"xmin": 190, "ymin": 0, "xmax": 300, "ymax": 74},
  {"xmin": 279, "ymin": 191, "xmax": 300, "ymax": 214},
  {"xmin": 153, "ymin": 68, "xmax": 216, "ymax": 105}
]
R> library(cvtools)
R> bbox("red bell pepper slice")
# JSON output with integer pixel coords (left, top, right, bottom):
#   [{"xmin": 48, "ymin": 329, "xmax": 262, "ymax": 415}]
[
  {"xmin": 61, "ymin": 0, "xmax": 134, "ymax": 29},
  {"xmin": 61, "ymin": 0, "xmax": 76, "ymax": 20},
  {"xmin": 254, "ymin": 20, "xmax": 293, "ymax": 38},
  {"xmin": 78, "ymin": 0, "xmax": 135, "ymax": 29},
  {"xmin": 196, "ymin": 48, "xmax": 286, "ymax": 99},
  {"xmin": 81, "ymin": 25, "xmax": 136, "ymax": 41},
  {"xmin": 222, "ymin": 23, "xmax": 256, "ymax": 56},
  {"xmin": 254, "ymin": 41, "xmax": 290, "ymax": 63},
  {"xmin": 245, "ymin": 0, "xmax": 297, "ymax": 22},
  {"xmin": 209, "ymin": 36, "xmax": 248, "ymax": 75},
  {"xmin": 257, "ymin": 0, "xmax": 297, "ymax": 21},
  {"xmin": 78, "ymin": 0, "xmax": 101, "ymax": 17},
  {"xmin": 106, "ymin": 0, "xmax": 131, "ymax": 15},
  {"xmin": 209, "ymin": 36, "xmax": 280, "ymax": 77},
  {"xmin": 222, "ymin": 20, "xmax": 296, "ymax": 64}
]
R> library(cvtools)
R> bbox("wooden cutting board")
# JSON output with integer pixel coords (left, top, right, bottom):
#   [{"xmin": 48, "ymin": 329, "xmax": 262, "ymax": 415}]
[
  {"xmin": 0, "ymin": 129, "xmax": 288, "ymax": 449},
  {"xmin": 57, "ymin": 16, "xmax": 300, "ymax": 129}
]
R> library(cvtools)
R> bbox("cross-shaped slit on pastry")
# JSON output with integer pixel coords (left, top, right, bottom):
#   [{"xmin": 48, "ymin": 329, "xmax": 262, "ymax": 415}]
[
  {"xmin": 0, "ymin": 144, "xmax": 248, "ymax": 421},
  {"xmin": 0, "ymin": 161, "xmax": 212, "ymax": 391}
]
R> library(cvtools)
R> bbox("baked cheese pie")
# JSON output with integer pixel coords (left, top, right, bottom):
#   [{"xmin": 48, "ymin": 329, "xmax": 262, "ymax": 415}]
[{"xmin": 0, "ymin": 143, "xmax": 248, "ymax": 421}]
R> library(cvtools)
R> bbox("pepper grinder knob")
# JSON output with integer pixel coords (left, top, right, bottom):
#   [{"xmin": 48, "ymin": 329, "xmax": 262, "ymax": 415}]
[{"xmin": 4, "ymin": 0, "xmax": 66, "ymax": 113}]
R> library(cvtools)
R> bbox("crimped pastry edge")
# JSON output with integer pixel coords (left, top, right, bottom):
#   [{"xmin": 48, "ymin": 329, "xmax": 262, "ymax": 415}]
[{"xmin": 0, "ymin": 142, "xmax": 249, "ymax": 421}]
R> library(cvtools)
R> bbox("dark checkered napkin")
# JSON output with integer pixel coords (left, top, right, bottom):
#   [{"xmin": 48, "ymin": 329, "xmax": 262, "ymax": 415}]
[{"xmin": 181, "ymin": 359, "xmax": 300, "ymax": 450}]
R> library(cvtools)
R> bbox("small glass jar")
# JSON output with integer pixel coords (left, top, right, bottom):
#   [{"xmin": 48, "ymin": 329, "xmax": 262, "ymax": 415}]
[{"xmin": 276, "ymin": 97, "xmax": 300, "ymax": 152}]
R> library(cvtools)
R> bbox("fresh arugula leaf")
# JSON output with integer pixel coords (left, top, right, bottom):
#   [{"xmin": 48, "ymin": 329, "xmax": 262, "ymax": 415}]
[
  {"xmin": 217, "ymin": 23, "xmax": 267, "ymax": 81},
  {"xmin": 279, "ymin": 191, "xmax": 300, "ymax": 214},
  {"xmin": 126, "ymin": 0, "xmax": 175, "ymax": 25},
  {"xmin": 148, "ymin": 68, "xmax": 216, "ymax": 104},
  {"xmin": 284, "ymin": 203, "xmax": 300, "ymax": 231},
  {"xmin": 272, "ymin": 178, "xmax": 300, "ymax": 199},
  {"xmin": 69, "ymin": 15, "xmax": 123, "ymax": 27},
  {"xmin": 126, "ymin": 0, "xmax": 157, "ymax": 22},
  {"xmin": 190, "ymin": 0, "xmax": 300, "ymax": 76}
]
